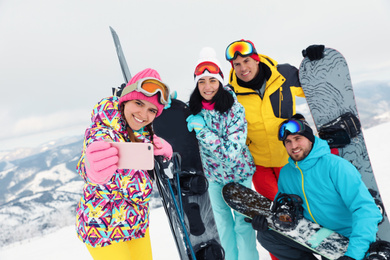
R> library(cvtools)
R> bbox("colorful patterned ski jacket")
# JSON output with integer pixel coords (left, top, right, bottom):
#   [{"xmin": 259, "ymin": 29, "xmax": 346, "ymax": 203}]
[
  {"xmin": 228, "ymin": 54, "xmax": 305, "ymax": 167},
  {"xmin": 278, "ymin": 136, "xmax": 382, "ymax": 260},
  {"xmin": 75, "ymin": 96, "xmax": 153, "ymax": 247},
  {"xmin": 195, "ymin": 86, "xmax": 255, "ymax": 184}
]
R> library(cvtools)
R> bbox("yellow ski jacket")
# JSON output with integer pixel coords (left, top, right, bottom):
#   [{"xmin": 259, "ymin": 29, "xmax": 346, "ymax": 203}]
[{"xmin": 228, "ymin": 54, "xmax": 305, "ymax": 167}]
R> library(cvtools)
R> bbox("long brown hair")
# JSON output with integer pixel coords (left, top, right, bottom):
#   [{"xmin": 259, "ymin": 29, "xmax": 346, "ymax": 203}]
[{"xmin": 120, "ymin": 102, "xmax": 155, "ymax": 144}]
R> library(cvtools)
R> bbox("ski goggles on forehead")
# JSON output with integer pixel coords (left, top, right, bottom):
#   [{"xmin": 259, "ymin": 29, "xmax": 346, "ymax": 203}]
[
  {"xmin": 120, "ymin": 77, "xmax": 170, "ymax": 105},
  {"xmin": 278, "ymin": 119, "xmax": 306, "ymax": 141},
  {"xmin": 194, "ymin": 61, "xmax": 223, "ymax": 77},
  {"xmin": 225, "ymin": 40, "xmax": 257, "ymax": 61}
]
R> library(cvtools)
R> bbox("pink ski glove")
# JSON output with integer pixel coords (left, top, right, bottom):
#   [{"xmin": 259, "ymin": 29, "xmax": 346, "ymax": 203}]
[
  {"xmin": 153, "ymin": 135, "xmax": 173, "ymax": 160},
  {"xmin": 85, "ymin": 141, "xmax": 119, "ymax": 184}
]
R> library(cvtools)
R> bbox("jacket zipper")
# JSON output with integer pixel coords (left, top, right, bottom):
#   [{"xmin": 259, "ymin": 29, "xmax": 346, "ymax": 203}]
[
  {"xmin": 295, "ymin": 161, "xmax": 318, "ymax": 224},
  {"xmin": 279, "ymin": 87, "xmax": 283, "ymax": 118}
]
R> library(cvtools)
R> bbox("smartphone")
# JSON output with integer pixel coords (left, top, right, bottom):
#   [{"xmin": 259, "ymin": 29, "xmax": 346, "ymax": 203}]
[{"xmin": 109, "ymin": 142, "xmax": 154, "ymax": 170}]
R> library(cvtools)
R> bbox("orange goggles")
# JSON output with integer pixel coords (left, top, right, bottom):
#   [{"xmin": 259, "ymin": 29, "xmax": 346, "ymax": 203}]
[
  {"xmin": 225, "ymin": 40, "xmax": 257, "ymax": 61},
  {"xmin": 194, "ymin": 61, "xmax": 223, "ymax": 77},
  {"xmin": 120, "ymin": 77, "xmax": 170, "ymax": 105}
]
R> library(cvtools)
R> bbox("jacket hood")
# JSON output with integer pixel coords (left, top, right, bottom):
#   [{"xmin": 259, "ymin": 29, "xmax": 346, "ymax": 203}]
[{"xmin": 90, "ymin": 96, "xmax": 127, "ymax": 133}]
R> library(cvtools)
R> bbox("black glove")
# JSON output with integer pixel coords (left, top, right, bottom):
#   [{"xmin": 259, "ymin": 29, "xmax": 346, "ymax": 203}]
[
  {"xmin": 244, "ymin": 215, "xmax": 268, "ymax": 232},
  {"xmin": 336, "ymin": 256, "xmax": 355, "ymax": 260},
  {"xmin": 302, "ymin": 44, "xmax": 325, "ymax": 61}
]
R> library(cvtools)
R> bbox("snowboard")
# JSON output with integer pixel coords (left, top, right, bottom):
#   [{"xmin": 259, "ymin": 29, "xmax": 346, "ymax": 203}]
[
  {"xmin": 223, "ymin": 182, "xmax": 349, "ymax": 260},
  {"xmin": 299, "ymin": 47, "xmax": 390, "ymax": 240},
  {"xmin": 153, "ymin": 98, "xmax": 224, "ymax": 259}
]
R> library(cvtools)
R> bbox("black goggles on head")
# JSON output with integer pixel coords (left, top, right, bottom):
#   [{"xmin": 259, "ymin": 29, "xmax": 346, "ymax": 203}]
[{"xmin": 278, "ymin": 119, "xmax": 306, "ymax": 141}]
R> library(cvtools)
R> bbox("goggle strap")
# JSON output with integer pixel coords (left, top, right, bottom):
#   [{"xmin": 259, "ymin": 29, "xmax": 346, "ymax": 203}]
[{"xmin": 120, "ymin": 83, "xmax": 137, "ymax": 97}]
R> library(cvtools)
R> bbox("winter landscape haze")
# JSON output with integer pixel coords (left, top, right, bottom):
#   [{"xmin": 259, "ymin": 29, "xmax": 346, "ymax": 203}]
[{"xmin": 1, "ymin": 0, "xmax": 390, "ymax": 151}]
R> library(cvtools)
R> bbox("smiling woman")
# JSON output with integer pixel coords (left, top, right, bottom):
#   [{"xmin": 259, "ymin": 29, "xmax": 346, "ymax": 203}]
[
  {"xmin": 75, "ymin": 68, "xmax": 173, "ymax": 260},
  {"xmin": 187, "ymin": 47, "xmax": 259, "ymax": 260}
]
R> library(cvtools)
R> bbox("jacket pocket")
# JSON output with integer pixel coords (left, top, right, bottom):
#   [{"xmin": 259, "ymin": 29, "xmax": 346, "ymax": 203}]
[{"xmin": 85, "ymin": 198, "xmax": 112, "ymax": 228}]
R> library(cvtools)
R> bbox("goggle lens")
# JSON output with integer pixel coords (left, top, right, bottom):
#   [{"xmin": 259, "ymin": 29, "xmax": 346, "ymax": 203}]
[
  {"xmin": 121, "ymin": 78, "xmax": 170, "ymax": 105},
  {"xmin": 141, "ymin": 79, "xmax": 170, "ymax": 104},
  {"xmin": 278, "ymin": 120, "xmax": 305, "ymax": 141},
  {"xmin": 194, "ymin": 61, "xmax": 222, "ymax": 76},
  {"xmin": 225, "ymin": 41, "xmax": 255, "ymax": 61}
]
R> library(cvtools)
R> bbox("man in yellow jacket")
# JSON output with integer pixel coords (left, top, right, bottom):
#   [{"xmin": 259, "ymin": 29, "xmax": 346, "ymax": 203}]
[{"xmin": 225, "ymin": 40, "xmax": 324, "ymax": 201}]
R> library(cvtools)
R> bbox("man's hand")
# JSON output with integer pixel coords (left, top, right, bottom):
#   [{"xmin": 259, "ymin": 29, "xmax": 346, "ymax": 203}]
[
  {"xmin": 302, "ymin": 44, "xmax": 325, "ymax": 61},
  {"xmin": 244, "ymin": 215, "xmax": 268, "ymax": 232}
]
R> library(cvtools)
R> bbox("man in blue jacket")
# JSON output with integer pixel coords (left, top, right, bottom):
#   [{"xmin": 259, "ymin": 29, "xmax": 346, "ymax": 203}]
[{"xmin": 250, "ymin": 114, "xmax": 382, "ymax": 260}]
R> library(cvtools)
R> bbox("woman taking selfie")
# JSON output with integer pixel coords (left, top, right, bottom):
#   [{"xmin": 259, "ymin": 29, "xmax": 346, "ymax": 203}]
[{"xmin": 75, "ymin": 68, "xmax": 172, "ymax": 260}]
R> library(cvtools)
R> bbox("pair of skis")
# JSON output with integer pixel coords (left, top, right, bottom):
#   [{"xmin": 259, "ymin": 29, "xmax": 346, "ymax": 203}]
[{"xmin": 154, "ymin": 155, "xmax": 198, "ymax": 259}]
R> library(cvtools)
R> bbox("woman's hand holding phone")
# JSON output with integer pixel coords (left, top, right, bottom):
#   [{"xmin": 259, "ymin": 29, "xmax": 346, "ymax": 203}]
[{"xmin": 85, "ymin": 141, "xmax": 119, "ymax": 184}]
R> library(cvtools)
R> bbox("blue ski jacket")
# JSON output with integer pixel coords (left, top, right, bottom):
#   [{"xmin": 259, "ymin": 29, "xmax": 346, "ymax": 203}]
[
  {"xmin": 195, "ymin": 86, "xmax": 255, "ymax": 184},
  {"xmin": 278, "ymin": 136, "xmax": 382, "ymax": 260}
]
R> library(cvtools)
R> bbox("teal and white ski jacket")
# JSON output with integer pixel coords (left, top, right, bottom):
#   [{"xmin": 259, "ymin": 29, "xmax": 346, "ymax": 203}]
[
  {"xmin": 195, "ymin": 86, "xmax": 255, "ymax": 185},
  {"xmin": 278, "ymin": 136, "xmax": 382, "ymax": 260}
]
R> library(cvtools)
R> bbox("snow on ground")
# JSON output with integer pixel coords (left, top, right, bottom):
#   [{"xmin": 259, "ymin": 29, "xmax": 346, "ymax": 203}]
[
  {"xmin": 0, "ymin": 206, "xmax": 271, "ymax": 260},
  {"xmin": 1, "ymin": 122, "xmax": 389, "ymax": 260},
  {"xmin": 0, "ymin": 207, "xmax": 176, "ymax": 260}
]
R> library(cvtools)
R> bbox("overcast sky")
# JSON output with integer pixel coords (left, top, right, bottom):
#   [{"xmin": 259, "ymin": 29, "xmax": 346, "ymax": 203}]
[{"xmin": 1, "ymin": 0, "xmax": 390, "ymax": 150}]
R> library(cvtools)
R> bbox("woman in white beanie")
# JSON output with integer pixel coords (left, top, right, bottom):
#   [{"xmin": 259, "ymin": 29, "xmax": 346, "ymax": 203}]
[{"xmin": 187, "ymin": 47, "xmax": 259, "ymax": 260}]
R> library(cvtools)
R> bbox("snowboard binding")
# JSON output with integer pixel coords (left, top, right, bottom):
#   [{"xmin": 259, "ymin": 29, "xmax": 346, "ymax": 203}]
[
  {"xmin": 364, "ymin": 240, "xmax": 390, "ymax": 260},
  {"xmin": 270, "ymin": 193, "xmax": 304, "ymax": 231},
  {"xmin": 318, "ymin": 112, "xmax": 361, "ymax": 148},
  {"xmin": 179, "ymin": 170, "xmax": 209, "ymax": 237},
  {"xmin": 179, "ymin": 170, "xmax": 209, "ymax": 196},
  {"xmin": 194, "ymin": 239, "xmax": 225, "ymax": 260}
]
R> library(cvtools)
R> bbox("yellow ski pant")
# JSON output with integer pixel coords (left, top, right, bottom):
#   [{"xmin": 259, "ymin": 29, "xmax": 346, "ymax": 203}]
[{"xmin": 86, "ymin": 228, "xmax": 152, "ymax": 260}]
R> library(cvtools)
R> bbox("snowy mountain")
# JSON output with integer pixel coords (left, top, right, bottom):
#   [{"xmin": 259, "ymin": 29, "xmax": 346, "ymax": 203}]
[
  {"xmin": 296, "ymin": 80, "xmax": 390, "ymax": 129},
  {"xmin": 0, "ymin": 138, "xmax": 162, "ymax": 246},
  {"xmin": 0, "ymin": 139, "xmax": 84, "ymax": 246},
  {"xmin": 354, "ymin": 81, "xmax": 390, "ymax": 127}
]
